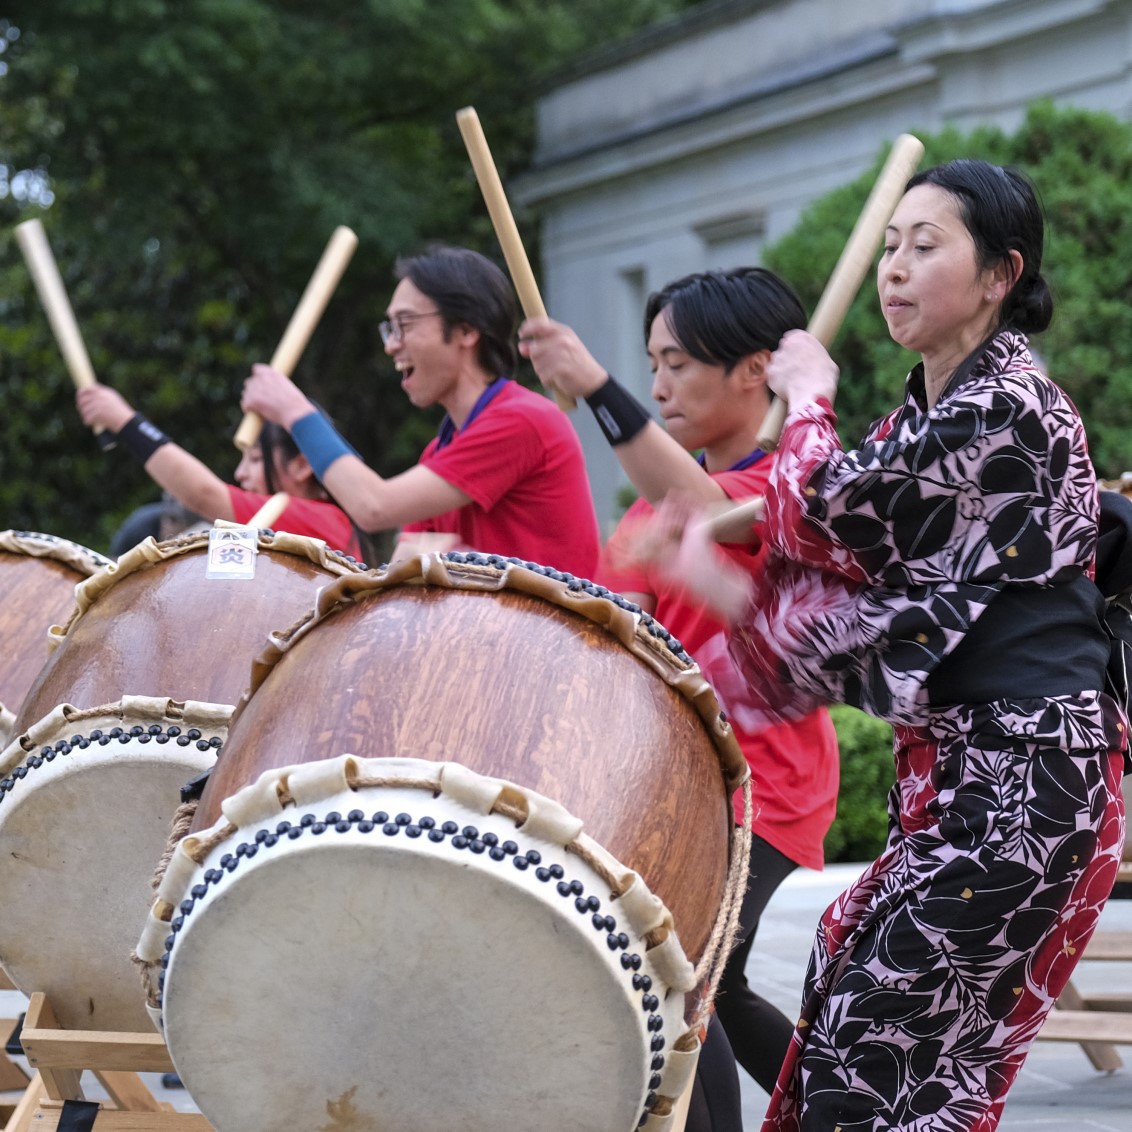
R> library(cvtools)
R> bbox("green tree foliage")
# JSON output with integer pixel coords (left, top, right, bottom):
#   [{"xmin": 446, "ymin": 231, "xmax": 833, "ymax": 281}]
[
  {"xmin": 0, "ymin": 0, "xmax": 696, "ymax": 550},
  {"xmin": 764, "ymin": 101, "xmax": 1132, "ymax": 478},
  {"xmin": 824, "ymin": 706, "xmax": 893, "ymax": 863}
]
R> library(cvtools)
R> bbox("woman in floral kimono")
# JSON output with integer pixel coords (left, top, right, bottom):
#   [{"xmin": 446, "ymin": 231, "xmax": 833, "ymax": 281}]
[{"xmin": 654, "ymin": 159, "xmax": 1127, "ymax": 1131}]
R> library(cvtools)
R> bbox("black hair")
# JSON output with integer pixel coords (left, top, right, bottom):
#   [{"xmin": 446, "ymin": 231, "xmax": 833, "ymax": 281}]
[
  {"xmin": 394, "ymin": 246, "xmax": 518, "ymax": 378},
  {"xmin": 906, "ymin": 159, "xmax": 1053, "ymax": 335},
  {"xmin": 259, "ymin": 420, "xmax": 301, "ymax": 497},
  {"xmin": 642, "ymin": 267, "xmax": 806, "ymax": 371},
  {"xmin": 261, "ymin": 414, "xmax": 377, "ymax": 566}
]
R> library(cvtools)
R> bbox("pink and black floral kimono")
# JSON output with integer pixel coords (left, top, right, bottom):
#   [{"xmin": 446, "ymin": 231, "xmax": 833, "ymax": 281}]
[{"xmin": 702, "ymin": 329, "xmax": 1127, "ymax": 1131}]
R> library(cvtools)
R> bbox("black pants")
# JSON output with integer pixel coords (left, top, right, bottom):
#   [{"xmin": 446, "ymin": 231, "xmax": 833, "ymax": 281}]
[
  {"xmin": 713, "ymin": 833, "xmax": 799, "ymax": 1096},
  {"xmin": 685, "ymin": 1015, "xmax": 744, "ymax": 1132},
  {"xmin": 686, "ymin": 834, "xmax": 800, "ymax": 1130}
]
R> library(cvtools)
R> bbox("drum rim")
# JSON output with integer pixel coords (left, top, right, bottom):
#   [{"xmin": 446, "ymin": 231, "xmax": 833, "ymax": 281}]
[
  {"xmin": 0, "ymin": 529, "xmax": 110, "ymax": 577},
  {"xmin": 141, "ymin": 761, "xmax": 699, "ymax": 1130},
  {"xmin": 47, "ymin": 529, "xmax": 368, "ymax": 651}
]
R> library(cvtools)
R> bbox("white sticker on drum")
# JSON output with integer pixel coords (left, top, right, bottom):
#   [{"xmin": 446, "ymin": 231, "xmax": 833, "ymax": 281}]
[{"xmin": 205, "ymin": 526, "xmax": 258, "ymax": 580}]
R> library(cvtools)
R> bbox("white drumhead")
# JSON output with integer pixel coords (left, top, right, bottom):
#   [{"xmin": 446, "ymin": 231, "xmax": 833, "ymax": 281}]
[
  {"xmin": 161, "ymin": 783, "xmax": 684, "ymax": 1132},
  {"xmin": 0, "ymin": 702, "xmax": 225, "ymax": 1031}
]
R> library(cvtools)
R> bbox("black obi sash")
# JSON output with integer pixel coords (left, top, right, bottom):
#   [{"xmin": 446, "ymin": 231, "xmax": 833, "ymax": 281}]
[{"xmin": 925, "ymin": 573, "xmax": 1109, "ymax": 707}]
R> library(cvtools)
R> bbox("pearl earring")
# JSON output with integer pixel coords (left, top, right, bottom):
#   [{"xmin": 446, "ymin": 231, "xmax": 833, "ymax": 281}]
[{"xmin": 985, "ymin": 292, "xmax": 996, "ymax": 301}]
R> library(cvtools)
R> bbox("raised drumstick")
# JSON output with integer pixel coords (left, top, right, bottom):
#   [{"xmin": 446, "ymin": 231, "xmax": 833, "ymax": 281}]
[
  {"xmin": 233, "ymin": 225, "xmax": 359, "ymax": 451},
  {"xmin": 15, "ymin": 218, "xmax": 115, "ymax": 449},
  {"xmin": 756, "ymin": 133, "xmax": 925, "ymax": 452},
  {"xmin": 456, "ymin": 106, "xmax": 576, "ymax": 412}
]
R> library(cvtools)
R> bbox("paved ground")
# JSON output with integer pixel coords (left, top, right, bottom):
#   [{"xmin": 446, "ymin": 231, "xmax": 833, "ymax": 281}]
[{"xmin": 3, "ymin": 863, "xmax": 1131, "ymax": 1130}]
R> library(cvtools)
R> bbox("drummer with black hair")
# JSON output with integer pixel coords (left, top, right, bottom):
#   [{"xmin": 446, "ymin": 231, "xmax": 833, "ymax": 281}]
[
  {"xmin": 521, "ymin": 266, "xmax": 841, "ymax": 1127},
  {"xmin": 240, "ymin": 245, "xmax": 601, "ymax": 579},
  {"xmin": 77, "ymin": 383, "xmax": 367, "ymax": 560}
]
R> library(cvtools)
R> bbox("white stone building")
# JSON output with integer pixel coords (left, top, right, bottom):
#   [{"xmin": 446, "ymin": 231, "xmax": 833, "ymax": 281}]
[{"xmin": 514, "ymin": 0, "xmax": 1132, "ymax": 529}]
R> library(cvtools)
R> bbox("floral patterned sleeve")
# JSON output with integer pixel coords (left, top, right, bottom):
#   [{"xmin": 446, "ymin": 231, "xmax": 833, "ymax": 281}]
[
  {"xmin": 699, "ymin": 333, "xmax": 1101, "ymax": 732},
  {"xmin": 765, "ymin": 351, "xmax": 1097, "ymax": 589}
]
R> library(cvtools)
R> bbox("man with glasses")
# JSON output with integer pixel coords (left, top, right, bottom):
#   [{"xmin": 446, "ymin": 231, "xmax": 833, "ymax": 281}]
[{"xmin": 241, "ymin": 245, "xmax": 600, "ymax": 577}]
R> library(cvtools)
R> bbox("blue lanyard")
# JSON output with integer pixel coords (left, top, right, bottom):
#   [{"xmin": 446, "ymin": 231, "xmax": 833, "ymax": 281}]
[
  {"xmin": 697, "ymin": 446, "xmax": 767, "ymax": 473},
  {"xmin": 436, "ymin": 377, "xmax": 509, "ymax": 450}
]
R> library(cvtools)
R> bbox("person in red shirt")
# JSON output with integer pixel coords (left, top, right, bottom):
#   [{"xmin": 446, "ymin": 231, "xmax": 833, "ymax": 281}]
[
  {"xmin": 240, "ymin": 246, "xmax": 600, "ymax": 579},
  {"xmin": 521, "ymin": 267, "xmax": 841, "ymax": 1123},
  {"xmin": 77, "ymin": 384, "xmax": 365, "ymax": 560}
]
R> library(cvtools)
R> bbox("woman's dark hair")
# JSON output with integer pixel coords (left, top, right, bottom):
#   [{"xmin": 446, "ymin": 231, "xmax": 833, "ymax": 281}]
[
  {"xmin": 906, "ymin": 159, "xmax": 1053, "ymax": 335},
  {"xmin": 395, "ymin": 246, "xmax": 518, "ymax": 378},
  {"xmin": 259, "ymin": 419, "xmax": 301, "ymax": 497},
  {"xmin": 642, "ymin": 267, "xmax": 806, "ymax": 370},
  {"xmin": 261, "ymin": 414, "xmax": 377, "ymax": 566}
]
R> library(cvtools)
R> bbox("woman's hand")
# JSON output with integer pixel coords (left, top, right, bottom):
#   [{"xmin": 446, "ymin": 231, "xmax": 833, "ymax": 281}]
[
  {"xmin": 76, "ymin": 384, "xmax": 136, "ymax": 432},
  {"xmin": 241, "ymin": 364, "xmax": 315, "ymax": 429},
  {"xmin": 766, "ymin": 329, "xmax": 839, "ymax": 408}
]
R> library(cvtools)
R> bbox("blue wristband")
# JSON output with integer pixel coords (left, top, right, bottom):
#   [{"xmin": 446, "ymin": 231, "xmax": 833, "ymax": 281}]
[{"xmin": 290, "ymin": 411, "xmax": 354, "ymax": 479}]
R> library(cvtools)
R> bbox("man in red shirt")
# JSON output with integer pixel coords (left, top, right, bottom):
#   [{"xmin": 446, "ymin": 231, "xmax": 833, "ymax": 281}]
[
  {"xmin": 522, "ymin": 267, "xmax": 841, "ymax": 1123},
  {"xmin": 241, "ymin": 246, "xmax": 599, "ymax": 579}
]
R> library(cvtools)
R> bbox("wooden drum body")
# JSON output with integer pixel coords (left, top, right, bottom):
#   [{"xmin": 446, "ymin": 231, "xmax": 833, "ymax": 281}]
[
  {"xmin": 0, "ymin": 530, "xmax": 366, "ymax": 1031},
  {"xmin": 13, "ymin": 530, "xmax": 365, "ymax": 734},
  {"xmin": 0, "ymin": 530, "xmax": 109, "ymax": 747},
  {"xmin": 138, "ymin": 553, "xmax": 747, "ymax": 1132}
]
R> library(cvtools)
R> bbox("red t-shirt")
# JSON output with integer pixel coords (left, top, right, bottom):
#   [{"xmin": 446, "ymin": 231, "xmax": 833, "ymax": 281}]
[
  {"xmin": 598, "ymin": 460, "xmax": 839, "ymax": 870},
  {"xmin": 227, "ymin": 486, "xmax": 363, "ymax": 561},
  {"xmin": 402, "ymin": 381, "xmax": 600, "ymax": 580}
]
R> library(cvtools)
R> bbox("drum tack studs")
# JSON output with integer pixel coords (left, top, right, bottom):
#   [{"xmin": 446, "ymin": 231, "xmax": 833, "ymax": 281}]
[
  {"xmin": 441, "ymin": 821, "xmax": 459, "ymax": 834},
  {"xmin": 348, "ymin": 810, "xmax": 365, "ymax": 822},
  {"xmin": 651, "ymin": 1055, "xmax": 664, "ymax": 1071},
  {"xmin": 632, "ymin": 974, "xmax": 652, "ymax": 991},
  {"xmin": 513, "ymin": 856, "xmax": 529, "ymax": 870},
  {"xmin": 649, "ymin": 1074, "xmax": 662, "ymax": 1090}
]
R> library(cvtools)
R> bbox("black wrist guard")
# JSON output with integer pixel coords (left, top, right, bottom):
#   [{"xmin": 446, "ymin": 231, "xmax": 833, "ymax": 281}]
[
  {"xmin": 116, "ymin": 413, "xmax": 171, "ymax": 464},
  {"xmin": 584, "ymin": 376, "xmax": 651, "ymax": 446}
]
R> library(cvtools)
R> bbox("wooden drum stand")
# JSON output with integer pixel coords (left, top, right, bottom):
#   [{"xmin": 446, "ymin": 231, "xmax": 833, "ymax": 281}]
[{"xmin": 1, "ymin": 989, "xmax": 212, "ymax": 1131}]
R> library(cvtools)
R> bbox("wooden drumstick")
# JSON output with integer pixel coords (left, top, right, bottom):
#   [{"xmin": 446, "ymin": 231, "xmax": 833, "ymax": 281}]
[
  {"xmin": 455, "ymin": 106, "xmax": 576, "ymax": 412},
  {"xmin": 757, "ymin": 133, "xmax": 925, "ymax": 451},
  {"xmin": 705, "ymin": 495, "xmax": 764, "ymax": 544},
  {"xmin": 246, "ymin": 492, "xmax": 290, "ymax": 529},
  {"xmin": 234, "ymin": 225, "xmax": 359, "ymax": 451},
  {"xmin": 15, "ymin": 218, "xmax": 115, "ymax": 450}
]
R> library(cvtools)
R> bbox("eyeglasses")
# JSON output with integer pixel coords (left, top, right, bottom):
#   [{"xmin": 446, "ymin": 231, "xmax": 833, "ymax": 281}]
[{"xmin": 379, "ymin": 310, "xmax": 444, "ymax": 346}]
